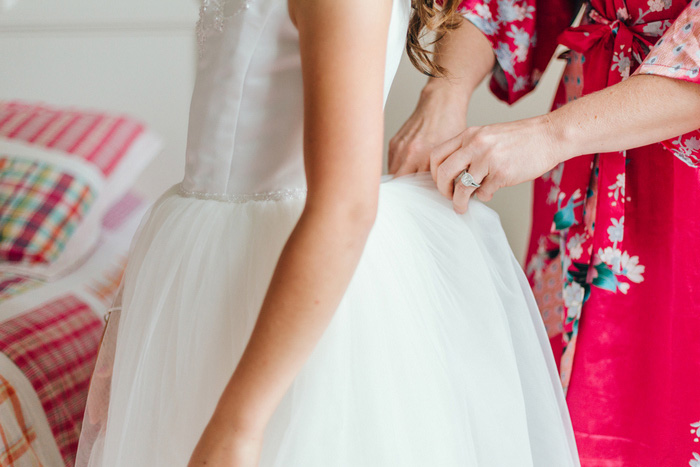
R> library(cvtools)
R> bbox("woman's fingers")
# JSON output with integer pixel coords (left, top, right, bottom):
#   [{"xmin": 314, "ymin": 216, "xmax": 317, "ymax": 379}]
[
  {"xmin": 435, "ymin": 146, "xmax": 472, "ymax": 199},
  {"xmin": 451, "ymin": 165, "xmax": 487, "ymax": 214},
  {"xmin": 394, "ymin": 160, "xmax": 419, "ymax": 176},
  {"xmin": 474, "ymin": 176, "xmax": 499, "ymax": 202},
  {"xmin": 394, "ymin": 140, "xmax": 432, "ymax": 176},
  {"xmin": 387, "ymin": 137, "xmax": 403, "ymax": 174},
  {"xmin": 430, "ymin": 134, "xmax": 464, "ymax": 184}
]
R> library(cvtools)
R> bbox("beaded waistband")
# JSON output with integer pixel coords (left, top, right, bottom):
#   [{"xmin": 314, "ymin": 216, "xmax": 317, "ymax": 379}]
[{"xmin": 176, "ymin": 183, "xmax": 307, "ymax": 203}]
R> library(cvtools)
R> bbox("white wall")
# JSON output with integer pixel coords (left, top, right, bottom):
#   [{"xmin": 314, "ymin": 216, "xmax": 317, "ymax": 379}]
[
  {"xmin": 0, "ymin": 1, "xmax": 563, "ymax": 262},
  {"xmin": 0, "ymin": 0, "xmax": 199, "ymax": 201}
]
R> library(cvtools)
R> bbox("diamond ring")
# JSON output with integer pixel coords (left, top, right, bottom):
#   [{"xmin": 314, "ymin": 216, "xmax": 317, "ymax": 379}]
[{"xmin": 457, "ymin": 169, "xmax": 481, "ymax": 188}]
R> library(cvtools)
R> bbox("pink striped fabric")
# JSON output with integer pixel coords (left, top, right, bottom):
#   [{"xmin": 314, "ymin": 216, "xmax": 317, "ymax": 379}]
[
  {"xmin": 0, "ymin": 295, "xmax": 103, "ymax": 466},
  {"xmin": 0, "ymin": 101, "xmax": 146, "ymax": 177}
]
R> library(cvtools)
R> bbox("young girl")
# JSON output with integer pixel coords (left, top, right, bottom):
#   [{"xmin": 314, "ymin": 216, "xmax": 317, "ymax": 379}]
[{"xmin": 76, "ymin": 0, "xmax": 579, "ymax": 465}]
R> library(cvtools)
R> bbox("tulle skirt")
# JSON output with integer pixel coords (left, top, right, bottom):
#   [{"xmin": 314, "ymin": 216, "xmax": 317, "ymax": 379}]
[{"xmin": 76, "ymin": 173, "xmax": 579, "ymax": 466}]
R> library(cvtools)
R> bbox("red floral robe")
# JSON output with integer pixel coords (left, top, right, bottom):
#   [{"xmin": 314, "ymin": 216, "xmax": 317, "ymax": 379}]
[{"xmin": 458, "ymin": 0, "xmax": 700, "ymax": 465}]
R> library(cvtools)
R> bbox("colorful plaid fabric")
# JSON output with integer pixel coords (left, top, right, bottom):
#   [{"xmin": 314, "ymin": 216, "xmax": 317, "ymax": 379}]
[
  {"xmin": 0, "ymin": 373, "xmax": 42, "ymax": 466},
  {"xmin": 0, "ymin": 101, "xmax": 146, "ymax": 177},
  {"xmin": 0, "ymin": 295, "xmax": 103, "ymax": 466},
  {"xmin": 0, "ymin": 156, "xmax": 96, "ymax": 264}
]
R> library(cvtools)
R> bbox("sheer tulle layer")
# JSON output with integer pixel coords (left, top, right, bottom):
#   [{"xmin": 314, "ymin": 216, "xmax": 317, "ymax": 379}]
[{"xmin": 77, "ymin": 173, "xmax": 579, "ymax": 466}]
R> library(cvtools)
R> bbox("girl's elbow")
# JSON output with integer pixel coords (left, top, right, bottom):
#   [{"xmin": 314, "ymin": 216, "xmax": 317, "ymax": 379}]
[
  {"xmin": 345, "ymin": 198, "xmax": 378, "ymax": 233},
  {"xmin": 306, "ymin": 193, "xmax": 379, "ymax": 236}
]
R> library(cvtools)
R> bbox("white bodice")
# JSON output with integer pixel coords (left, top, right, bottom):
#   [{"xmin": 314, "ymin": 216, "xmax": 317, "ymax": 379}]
[{"xmin": 181, "ymin": 0, "xmax": 410, "ymax": 197}]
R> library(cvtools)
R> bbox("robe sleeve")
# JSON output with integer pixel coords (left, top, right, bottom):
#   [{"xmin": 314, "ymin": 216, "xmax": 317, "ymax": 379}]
[
  {"xmin": 633, "ymin": 1, "xmax": 700, "ymax": 167},
  {"xmin": 456, "ymin": 0, "xmax": 576, "ymax": 104}
]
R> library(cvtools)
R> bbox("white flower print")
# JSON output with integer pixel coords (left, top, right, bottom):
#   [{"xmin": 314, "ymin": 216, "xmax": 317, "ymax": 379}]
[
  {"xmin": 474, "ymin": 3, "xmax": 493, "ymax": 20},
  {"xmin": 671, "ymin": 136, "xmax": 700, "ymax": 167},
  {"xmin": 566, "ymin": 233, "xmax": 586, "ymax": 260},
  {"xmin": 597, "ymin": 247, "xmax": 645, "ymax": 287},
  {"xmin": 643, "ymin": 20, "xmax": 672, "ymax": 37},
  {"xmin": 561, "ymin": 251, "xmax": 572, "ymax": 276},
  {"xmin": 691, "ymin": 452, "xmax": 700, "ymax": 467},
  {"xmin": 686, "ymin": 137, "xmax": 700, "ymax": 151},
  {"xmin": 648, "ymin": 0, "xmax": 665, "ymax": 12},
  {"xmin": 598, "ymin": 246, "xmax": 623, "ymax": 272},
  {"xmin": 691, "ymin": 420, "xmax": 700, "ymax": 441},
  {"xmin": 526, "ymin": 254, "xmax": 545, "ymax": 280},
  {"xmin": 563, "ymin": 282, "xmax": 585, "ymax": 319},
  {"xmin": 608, "ymin": 173, "xmax": 626, "ymax": 202},
  {"xmin": 513, "ymin": 75, "xmax": 529, "ymax": 92},
  {"xmin": 497, "ymin": 0, "xmax": 534, "ymax": 22},
  {"xmin": 547, "ymin": 185, "xmax": 560, "ymax": 205},
  {"xmin": 620, "ymin": 251, "xmax": 645, "ymax": 283},
  {"xmin": 506, "ymin": 26, "xmax": 531, "ymax": 62},
  {"xmin": 617, "ymin": 282, "xmax": 630, "ymax": 294},
  {"xmin": 495, "ymin": 42, "xmax": 517, "ymax": 75},
  {"xmin": 608, "ymin": 217, "xmax": 625, "ymax": 243},
  {"xmin": 612, "ymin": 51, "xmax": 631, "ymax": 79},
  {"xmin": 616, "ymin": 7, "xmax": 630, "ymax": 21},
  {"xmin": 526, "ymin": 236, "xmax": 552, "ymax": 281},
  {"xmin": 552, "ymin": 164, "xmax": 564, "ymax": 185},
  {"xmin": 464, "ymin": 12, "xmax": 500, "ymax": 36}
]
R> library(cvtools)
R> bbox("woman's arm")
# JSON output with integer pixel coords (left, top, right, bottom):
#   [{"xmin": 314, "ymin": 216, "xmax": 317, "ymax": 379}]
[
  {"xmin": 188, "ymin": 0, "xmax": 392, "ymax": 465},
  {"xmin": 432, "ymin": 3, "xmax": 700, "ymax": 213},
  {"xmin": 551, "ymin": 74, "xmax": 700, "ymax": 161},
  {"xmin": 388, "ymin": 18, "xmax": 493, "ymax": 175},
  {"xmin": 430, "ymin": 73, "xmax": 700, "ymax": 213},
  {"xmin": 389, "ymin": 0, "xmax": 575, "ymax": 175}
]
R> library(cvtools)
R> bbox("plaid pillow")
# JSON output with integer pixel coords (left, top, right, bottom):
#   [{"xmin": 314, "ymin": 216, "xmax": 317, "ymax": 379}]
[
  {"xmin": 0, "ymin": 100, "xmax": 161, "ymax": 280},
  {"xmin": 0, "ymin": 100, "xmax": 145, "ymax": 177},
  {"xmin": 0, "ymin": 156, "xmax": 96, "ymax": 264}
]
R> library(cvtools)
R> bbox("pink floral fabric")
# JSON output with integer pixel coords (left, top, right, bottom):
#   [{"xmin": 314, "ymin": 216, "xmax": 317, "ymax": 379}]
[
  {"xmin": 458, "ymin": 0, "xmax": 576, "ymax": 103},
  {"xmin": 459, "ymin": 0, "xmax": 700, "ymax": 465},
  {"xmin": 635, "ymin": 0, "xmax": 700, "ymax": 166}
]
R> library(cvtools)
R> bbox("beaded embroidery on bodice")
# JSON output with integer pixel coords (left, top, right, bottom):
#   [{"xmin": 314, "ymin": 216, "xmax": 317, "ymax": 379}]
[
  {"xmin": 181, "ymin": 0, "xmax": 410, "ymax": 201},
  {"xmin": 196, "ymin": 0, "xmax": 256, "ymax": 56}
]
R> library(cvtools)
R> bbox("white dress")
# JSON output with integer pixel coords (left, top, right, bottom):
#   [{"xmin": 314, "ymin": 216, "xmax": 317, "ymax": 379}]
[{"xmin": 76, "ymin": 0, "xmax": 580, "ymax": 465}]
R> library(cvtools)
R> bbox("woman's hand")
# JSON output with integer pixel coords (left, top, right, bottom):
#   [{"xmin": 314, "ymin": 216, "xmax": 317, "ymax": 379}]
[
  {"xmin": 388, "ymin": 85, "xmax": 468, "ymax": 176},
  {"xmin": 430, "ymin": 74, "xmax": 700, "ymax": 215},
  {"xmin": 431, "ymin": 115, "xmax": 561, "ymax": 214},
  {"xmin": 388, "ymin": 17, "xmax": 496, "ymax": 177},
  {"xmin": 188, "ymin": 416, "xmax": 263, "ymax": 467}
]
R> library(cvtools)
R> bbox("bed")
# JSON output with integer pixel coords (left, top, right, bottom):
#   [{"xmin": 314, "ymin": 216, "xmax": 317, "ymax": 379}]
[
  {"xmin": 0, "ymin": 95, "xmax": 165, "ymax": 467},
  {"xmin": 0, "ymin": 191, "xmax": 149, "ymax": 466},
  {"xmin": 0, "ymin": 1, "xmax": 198, "ymax": 464}
]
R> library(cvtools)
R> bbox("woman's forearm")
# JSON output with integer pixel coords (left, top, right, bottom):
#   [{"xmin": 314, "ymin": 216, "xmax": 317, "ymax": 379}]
[
  {"xmin": 209, "ymin": 205, "xmax": 375, "ymax": 437},
  {"xmin": 199, "ymin": 0, "xmax": 390, "ymax": 444},
  {"xmin": 550, "ymin": 74, "xmax": 700, "ymax": 162},
  {"xmin": 388, "ymin": 18, "xmax": 495, "ymax": 174},
  {"xmin": 429, "ymin": 73, "xmax": 700, "ymax": 212},
  {"xmin": 421, "ymin": 18, "xmax": 495, "ymax": 110}
]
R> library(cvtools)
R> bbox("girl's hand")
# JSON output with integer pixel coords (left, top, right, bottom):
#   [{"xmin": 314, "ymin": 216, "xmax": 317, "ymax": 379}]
[
  {"xmin": 188, "ymin": 416, "xmax": 263, "ymax": 467},
  {"xmin": 388, "ymin": 85, "xmax": 468, "ymax": 176},
  {"xmin": 431, "ymin": 115, "xmax": 561, "ymax": 214},
  {"xmin": 388, "ymin": 16, "xmax": 495, "ymax": 178}
]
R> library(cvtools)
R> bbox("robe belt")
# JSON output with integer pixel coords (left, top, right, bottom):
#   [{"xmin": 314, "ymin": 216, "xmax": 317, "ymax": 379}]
[
  {"xmin": 552, "ymin": 5, "xmax": 662, "ymax": 276},
  {"xmin": 547, "ymin": 4, "xmax": 676, "ymax": 392}
]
